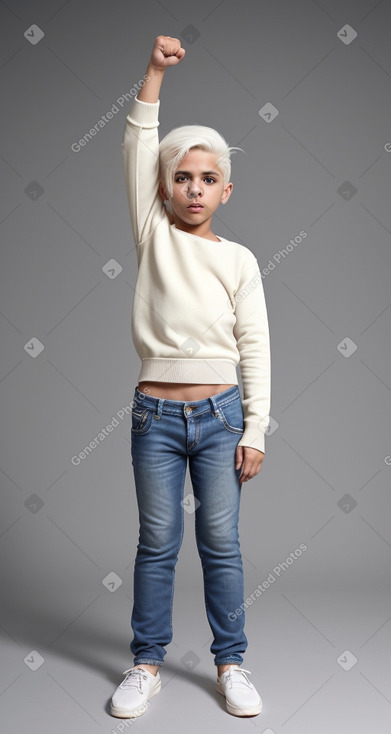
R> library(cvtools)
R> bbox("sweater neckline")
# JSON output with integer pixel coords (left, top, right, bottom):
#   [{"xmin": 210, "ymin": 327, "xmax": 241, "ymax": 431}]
[{"xmin": 171, "ymin": 224, "xmax": 226, "ymax": 243}]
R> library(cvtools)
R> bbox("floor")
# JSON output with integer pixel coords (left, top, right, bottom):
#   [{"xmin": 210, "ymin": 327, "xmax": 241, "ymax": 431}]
[{"xmin": 1, "ymin": 586, "xmax": 389, "ymax": 733}]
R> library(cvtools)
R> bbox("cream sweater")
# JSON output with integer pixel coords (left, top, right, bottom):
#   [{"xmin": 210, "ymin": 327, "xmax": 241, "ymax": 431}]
[{"xmin": 122, "ymin": 95, "xmax": 271, "ymax": 453}]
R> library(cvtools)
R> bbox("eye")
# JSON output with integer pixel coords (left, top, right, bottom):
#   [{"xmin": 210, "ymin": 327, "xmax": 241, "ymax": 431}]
[{"xmin": 174, "ymin": 176, "xmax": 216, "ymax": 184}]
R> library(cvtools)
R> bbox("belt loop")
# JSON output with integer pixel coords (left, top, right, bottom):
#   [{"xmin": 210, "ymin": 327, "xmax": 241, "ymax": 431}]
[
  {"xmin": 208, "ymin": 394, "xmax": 219, "ymax": 417},
  {"xmin": 154, "ymin": 397, "xmax": 164, "ymax": 420}
]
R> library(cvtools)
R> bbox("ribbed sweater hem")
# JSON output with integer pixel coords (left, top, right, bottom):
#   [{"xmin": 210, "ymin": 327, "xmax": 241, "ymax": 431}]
[{"xmin": 138, "ymin": 358, "xmax": 238, "ymax": 385}]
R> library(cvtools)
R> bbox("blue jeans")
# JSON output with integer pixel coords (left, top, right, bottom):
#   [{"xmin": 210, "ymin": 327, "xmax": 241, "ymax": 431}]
[{"xmin": 129, "ymin": 384, "xmax": 248, "ymax": 668}]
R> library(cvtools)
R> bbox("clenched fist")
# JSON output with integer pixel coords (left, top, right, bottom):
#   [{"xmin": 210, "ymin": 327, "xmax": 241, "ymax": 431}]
[{"xmin": 149, "ymin": 35, "xmax": 186, "ymax": 70}]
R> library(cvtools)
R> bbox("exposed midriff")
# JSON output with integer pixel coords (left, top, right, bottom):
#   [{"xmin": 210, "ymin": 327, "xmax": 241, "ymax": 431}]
[{"xmin": 137, "ymin": 381, "xmax": 236, "ymax": 401}]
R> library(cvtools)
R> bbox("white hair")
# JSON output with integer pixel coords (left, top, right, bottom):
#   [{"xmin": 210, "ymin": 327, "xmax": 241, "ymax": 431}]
[{"xmin": 158, "ymin": 124, "xmax": 244, "ymax": 199}]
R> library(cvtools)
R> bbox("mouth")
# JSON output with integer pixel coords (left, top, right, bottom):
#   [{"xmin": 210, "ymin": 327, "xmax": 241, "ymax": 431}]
[{"xmin": 187, "ymin": 204, "xmax": 204, "ymax": 211}]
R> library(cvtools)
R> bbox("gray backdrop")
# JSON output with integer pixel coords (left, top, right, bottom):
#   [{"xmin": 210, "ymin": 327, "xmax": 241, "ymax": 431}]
[{"xmin": 1, "ymin": 1, "xmax": 390, "ymax": 732}]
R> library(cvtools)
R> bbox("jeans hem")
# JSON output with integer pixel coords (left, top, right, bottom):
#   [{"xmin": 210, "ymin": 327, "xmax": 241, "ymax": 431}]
[{"xmin": 133, "ymin": 659, "xmax": 164, "ymax": 666}]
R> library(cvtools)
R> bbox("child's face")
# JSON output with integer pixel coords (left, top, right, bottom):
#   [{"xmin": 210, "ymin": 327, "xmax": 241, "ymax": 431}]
[{"xmin": 161, "ymin": 148, "xmax": 232, "ymax": 227}]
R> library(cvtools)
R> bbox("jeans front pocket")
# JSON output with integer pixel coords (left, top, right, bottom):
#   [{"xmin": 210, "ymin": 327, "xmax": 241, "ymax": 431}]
[
  {"xmin": 216, "ymin": 398, "xmax": 244, "ymax": 434},
  {"xmin": 131, "ymin": 407, "xmax": 153, "ymax": 435}
]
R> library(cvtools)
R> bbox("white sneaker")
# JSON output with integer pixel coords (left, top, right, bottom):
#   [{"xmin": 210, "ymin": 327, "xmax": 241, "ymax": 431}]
[
  {"xmin": 216, "ymin": 665, "xmax": 262, "ymax": 716},
  {"xmin": 110, "ymin": 666, "xmax": 161, "ymax": 718}
]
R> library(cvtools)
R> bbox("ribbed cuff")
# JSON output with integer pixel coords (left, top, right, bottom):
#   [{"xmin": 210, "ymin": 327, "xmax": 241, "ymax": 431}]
[
  {"xmin": 237, "ymin": 421, "xmax": 267, "ymax": 454},
  {"xmin": 126, "ymin": 96, "xmax": 160, "ymax": 128}
]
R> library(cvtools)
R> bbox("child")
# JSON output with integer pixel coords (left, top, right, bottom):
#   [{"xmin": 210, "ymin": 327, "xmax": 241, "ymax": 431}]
[{"xmin": 110, "ymin": 35, "xmax": 271, "ymax": 719}]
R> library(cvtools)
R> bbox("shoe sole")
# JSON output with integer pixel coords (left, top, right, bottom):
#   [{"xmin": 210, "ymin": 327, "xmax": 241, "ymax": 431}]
[
  {"xmin": 110, "ymin": 678, "xmax": 161, "ymax": 718},
  {"xmin": 216, "ymin": 682, "xmax": 262, "ymax": 716}
]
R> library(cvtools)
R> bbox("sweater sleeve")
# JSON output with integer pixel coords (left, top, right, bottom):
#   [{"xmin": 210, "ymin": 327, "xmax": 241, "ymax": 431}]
[
  {"xmin": 233, "ymin": 254, "xmax": 271, "ymax": 454},
  {"xmin": 121, "ymin": 95, "xmax": 165, "ymax": 245}
]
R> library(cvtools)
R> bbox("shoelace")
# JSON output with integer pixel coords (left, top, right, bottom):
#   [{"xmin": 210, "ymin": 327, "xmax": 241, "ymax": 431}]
[
  {"xmin": 220, "ymin": 667, "xmax": 253, "ymax": 690},
  {"xmin": 120, "ymin": 667, "xmax": 148, "ymax": 692}
]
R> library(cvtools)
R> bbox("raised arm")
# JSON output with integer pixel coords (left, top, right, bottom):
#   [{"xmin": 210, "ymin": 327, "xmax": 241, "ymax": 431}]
[
  {"xmin": 121, "ymin": 36, "xmax": 186, "ymax": 244},
  {"xmin": 138, "ymin": 35, "xmax": 186, "ymax": 103}
]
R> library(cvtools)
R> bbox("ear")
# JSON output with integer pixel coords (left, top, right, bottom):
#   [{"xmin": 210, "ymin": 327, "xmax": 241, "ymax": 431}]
[
  {"xmin": 221, "ymin": 181, "xmax": 233, "ymax": 205},
  {"xmin": 158, "ymin": 180, "xmax": 169, "ymax": 203},
  {"xmin": 159, "ymin": 180, "xmax": 175, "ymax": 223}
]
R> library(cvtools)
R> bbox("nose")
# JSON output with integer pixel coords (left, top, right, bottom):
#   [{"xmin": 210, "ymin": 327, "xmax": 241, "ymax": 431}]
[{"xmin": 185, "ymin": 181, "xmax": 202, "ymax": 199}]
